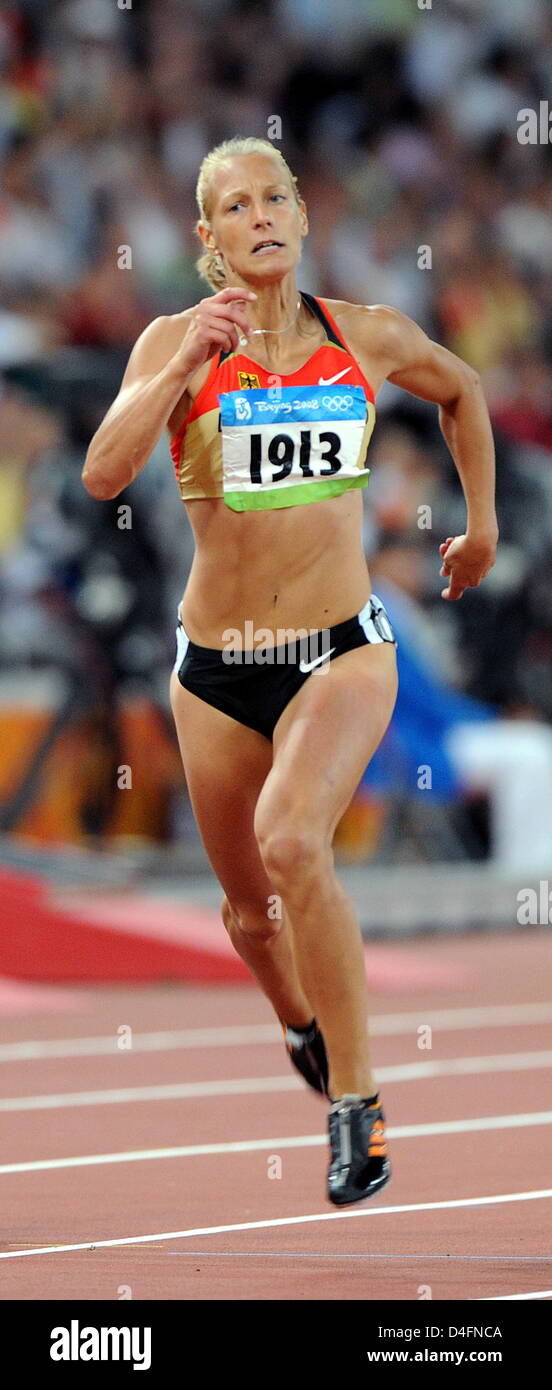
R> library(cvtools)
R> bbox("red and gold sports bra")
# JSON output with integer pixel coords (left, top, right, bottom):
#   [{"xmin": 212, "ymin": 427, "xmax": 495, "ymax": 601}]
[{"xmin": 170, "ymin": 291, "xmax": 376, "ymax": 512}]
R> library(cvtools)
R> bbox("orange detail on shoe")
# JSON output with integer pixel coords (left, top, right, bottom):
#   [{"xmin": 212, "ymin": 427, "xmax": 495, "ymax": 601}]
[{"xmin": 369, "ymin": 1118, "xmax": 387, "ymax": 1156}]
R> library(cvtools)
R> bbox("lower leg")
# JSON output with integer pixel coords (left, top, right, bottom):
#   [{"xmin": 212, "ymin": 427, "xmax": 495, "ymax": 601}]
[
  {"xmin": 260, "ymin": 843, "xmax": 376, "ymax": 1100},
  {"xmin": 221, "ymin": 896, "xmax": 314, "ymax": 1029}
]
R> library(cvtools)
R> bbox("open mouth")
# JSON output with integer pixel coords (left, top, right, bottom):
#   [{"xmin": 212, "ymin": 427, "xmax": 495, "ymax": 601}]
[{"xmin": 252, "ymin": 240, "xmax": 284, "ymax": 254}]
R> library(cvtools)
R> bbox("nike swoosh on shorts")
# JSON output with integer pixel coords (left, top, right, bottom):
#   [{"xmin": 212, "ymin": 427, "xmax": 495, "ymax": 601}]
[
  {"xmin": 299, "ymin": 647, "xmax": 336, "ymax": 673},
  {"xmin": 317, "ymin": 368, "xmax": 352, "ymax": 385}
]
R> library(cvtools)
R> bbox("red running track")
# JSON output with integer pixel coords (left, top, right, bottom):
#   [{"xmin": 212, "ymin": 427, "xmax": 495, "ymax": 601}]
[{"xmin": 0, "ymin": 928, "xmax": 551, "ymax": 1301}]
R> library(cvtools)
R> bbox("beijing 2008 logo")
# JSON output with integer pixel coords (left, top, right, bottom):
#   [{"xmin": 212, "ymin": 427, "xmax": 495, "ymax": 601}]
[{"xmin": 234, "ymin": 396, "xmax": 252, "ymax": 421}]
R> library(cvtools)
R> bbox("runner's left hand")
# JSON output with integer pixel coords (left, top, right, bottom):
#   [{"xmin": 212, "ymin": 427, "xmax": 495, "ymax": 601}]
[{"xmin": 439, "ymin": 532, "xmax": 498, "ymax": 600}]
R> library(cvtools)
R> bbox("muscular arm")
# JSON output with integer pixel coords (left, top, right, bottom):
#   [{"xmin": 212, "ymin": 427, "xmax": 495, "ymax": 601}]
[
  {"xmin": 81, "ymin": 315, "xmax": 192, "ymax": 500},
  {"xmin": 357, "ymin": 305, "xmax": 499, "ymax": 599},
  {"xmin": 81, "ymin": 287, "xmax": 255, "ymax": 500}
]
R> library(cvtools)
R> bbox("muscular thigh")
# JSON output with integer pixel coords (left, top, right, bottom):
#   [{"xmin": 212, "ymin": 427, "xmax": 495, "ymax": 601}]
[
  {"xmin": 256, "ymin": 643, "xmax": 398, "ymax": 838},
  {"xmin": 170, "ymin": 672, "xmax": 274, "ymax": 905}
]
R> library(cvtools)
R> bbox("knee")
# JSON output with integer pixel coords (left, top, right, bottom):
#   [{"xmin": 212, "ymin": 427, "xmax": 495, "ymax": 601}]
[
  {"xmin": 254, "ymin": 819, "xmax": 330, "ymax": 890},
  {"xmin": 220, "ymin": 894, "xmax": 282, "ymax": 943}
]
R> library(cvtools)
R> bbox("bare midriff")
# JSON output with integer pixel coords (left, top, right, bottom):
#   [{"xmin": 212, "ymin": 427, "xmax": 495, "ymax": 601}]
[{"xmin": 179, "ymin": 490, "xmax": 372, "ymax": 648}]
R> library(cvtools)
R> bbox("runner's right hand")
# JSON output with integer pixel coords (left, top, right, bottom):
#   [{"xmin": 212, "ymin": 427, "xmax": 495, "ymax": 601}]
[{"xmin": 178, "ymin": 286, "xmax": 257, "ymax": 375}]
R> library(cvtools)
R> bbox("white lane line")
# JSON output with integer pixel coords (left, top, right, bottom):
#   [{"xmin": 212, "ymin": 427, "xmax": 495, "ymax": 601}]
[
  {"xmin": 2, "ymin": 1002, "xmax": 551, "ymax": 1063},
  {"xmin": 0, "ymin": 1024, "xmax": 279, "ymax": 1063},
  {"xmin": 1, "ymin": 1188, "xmax": 551, "ymax": 1261},
  {"xmin": 1, "ymin": 1050, "xmax": 552, "ymax": 1112},
  {"xmin": 478, "ymin": 1290, "xmax": 552, "ymax": 1301},
  {"xmin": 0, "ymin": 1075, "xmax": 299, "ymax": 1111},
  {"xmin": 1, "ymin": 1109, "xmax": 551, "ymax": 1176}
]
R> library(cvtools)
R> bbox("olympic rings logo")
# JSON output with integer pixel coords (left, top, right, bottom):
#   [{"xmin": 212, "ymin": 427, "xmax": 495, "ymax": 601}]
[{"xmin": 321, "ymin": 394, "xmax": 354, "ymax": 411}]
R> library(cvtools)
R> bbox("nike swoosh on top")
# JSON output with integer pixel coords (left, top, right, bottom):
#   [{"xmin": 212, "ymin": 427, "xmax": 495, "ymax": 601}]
[
  {"xmin": 299, "ymin": 647, "xmax": 336, "ymax": 673},
  {"xmin": 317, "ymin": 367, "xmax": 352, "ymax": 385}
]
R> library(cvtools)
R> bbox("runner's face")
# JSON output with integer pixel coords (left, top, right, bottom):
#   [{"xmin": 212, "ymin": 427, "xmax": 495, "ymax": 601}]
[{"xmin": 204, "ymin": 154, "xmax": 307, "ymax": 284}]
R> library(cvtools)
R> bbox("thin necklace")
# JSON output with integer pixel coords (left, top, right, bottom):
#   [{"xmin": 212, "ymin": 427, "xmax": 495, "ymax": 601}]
[{"xmin": 239, "ymin": 294, "xmax": 301, "ymax": 345}]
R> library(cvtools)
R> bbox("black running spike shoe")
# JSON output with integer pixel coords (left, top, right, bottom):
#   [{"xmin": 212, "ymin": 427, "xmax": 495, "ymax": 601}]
[
  {"xmin": 282, "ymin": 1018, "xmax": 329, "ymax": 1098},
  {"xmin": 328, "ymin": 1093, "xmax": 391, "ymax": 1205}
]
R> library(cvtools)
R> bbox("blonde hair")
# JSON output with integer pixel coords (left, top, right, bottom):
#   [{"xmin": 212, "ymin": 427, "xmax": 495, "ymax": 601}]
[{"xmin": 194, "ymin": 137, "xmax": 302, "ymax": 291}]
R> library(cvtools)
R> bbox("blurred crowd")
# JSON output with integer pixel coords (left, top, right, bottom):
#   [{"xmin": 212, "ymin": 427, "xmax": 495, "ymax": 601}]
[{"xmin": 1, "ymin": 0, "xmax": 552, "ymax": 846}]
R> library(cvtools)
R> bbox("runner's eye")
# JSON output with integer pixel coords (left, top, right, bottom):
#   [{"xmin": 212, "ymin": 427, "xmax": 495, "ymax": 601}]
[{"xmin": 227, "ymin": 194, "xmax": 285, "ymax": 211}]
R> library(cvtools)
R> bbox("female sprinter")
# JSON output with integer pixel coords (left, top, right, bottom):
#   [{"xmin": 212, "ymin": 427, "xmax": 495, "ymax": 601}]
[{"xmin": 83, "ymin": 137, "xmax": 498, "ymax": 1206}]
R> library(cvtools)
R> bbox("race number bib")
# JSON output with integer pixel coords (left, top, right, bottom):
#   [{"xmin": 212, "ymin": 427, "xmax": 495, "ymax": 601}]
[{"xmin": 219, "ymin": 384, "xmax": 374, "ymax": 511}]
